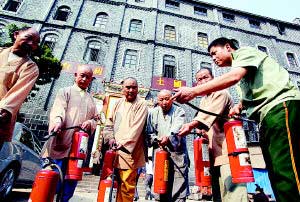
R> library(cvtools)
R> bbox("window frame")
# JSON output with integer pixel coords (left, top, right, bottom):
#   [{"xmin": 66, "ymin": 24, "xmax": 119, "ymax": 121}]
[
  {"xmin": 42, "ymin": 34, "xmax": 58, "ymax": 51},
  {"xmin": 123, "ymin": 49, "xmax": 138, "ymax": 68},
  {"xmin": 197, "ymin": 32, "xmax": 208, "ymax": 48},
  {"xmin": 129, "ymin": 19, "xmax": 143, "ymax": 34},
  {"xmin": 222, "ymin": 12, "xmax": 235, "ymax": 22},
  {"xmin": 194, "ymin": 6, "xmax": 207, "ymax": 16},
  {"xmin": 164, "ymin": 25, "xmax": 176, "ymax": 41},
  {"xmin": 54, "ymin": 6, "xmax": 71, "ymax": 22},
  {"xmin": 94, "ymin": 12, "xmax": 109, "ymax": 29},
  {"xmin": 3, "ymin": 0, "xmax": 22, "ymax": 12},
  {"xmin": 249, "ymin": 19, "xmax": 261, "ymax": 29},
  {"xmin": 165, "ymin": 0, "xmax": 180, "ymax": 10},
  {"xmin": 286, "ymin": 52, "xmax": 299, "ymax": 68},
  {"xmin": 163, "ymin": 55, "xmax": 176, "ymax": 79}
]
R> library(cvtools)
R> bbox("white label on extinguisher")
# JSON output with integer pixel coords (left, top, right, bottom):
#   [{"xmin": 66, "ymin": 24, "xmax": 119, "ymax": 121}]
[
  {"xmin": 232, "ymin": 126, "xmax": 247, "ymax": 149},
  {"xmin": 202, "ymin": 144, "xmax": 209, "ymax": 161},
  {"xmin": 104, "ymin": 187, "xmax": 117, "ymax": 202},
  {"xmin": 79, "ymin": 136, "xmax": 88, "ymax": 154},
  {"xmin": 204, "ymin": 167, "xmax": 211, "ymax": 176},
  {"xmin": 77, "ymin": 159, "xmax": 83, "ymax": 168},
  {"xmin": 239, "ymin": 153, "xmax": 251, "ymax": 166}
]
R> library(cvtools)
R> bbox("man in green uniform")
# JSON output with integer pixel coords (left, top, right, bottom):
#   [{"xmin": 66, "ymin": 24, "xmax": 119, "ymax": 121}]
[{"xmin": 174, "ymin": 37, "xmax": 300, "ymax": 202}]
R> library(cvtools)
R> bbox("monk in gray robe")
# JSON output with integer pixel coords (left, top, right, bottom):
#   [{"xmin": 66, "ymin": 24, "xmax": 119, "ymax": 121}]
[{"xmin": 146, "ymin": 89, "xmax": 189, "ymax": 202}]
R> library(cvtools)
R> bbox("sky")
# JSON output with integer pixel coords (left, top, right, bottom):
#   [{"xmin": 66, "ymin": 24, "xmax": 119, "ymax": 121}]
[{"xmin": 199, "ymin": 0, "xmax": 299, "ymax": 23}]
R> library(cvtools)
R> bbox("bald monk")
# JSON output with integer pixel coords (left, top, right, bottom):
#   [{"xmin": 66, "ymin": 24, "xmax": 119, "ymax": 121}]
[
  {"xmin": 41, "ymin": 65, "xmax": 98, "ymax": 202},
  {"xmin": 0, "ymin": 27, "xmax": 40, "ymax": 147}
]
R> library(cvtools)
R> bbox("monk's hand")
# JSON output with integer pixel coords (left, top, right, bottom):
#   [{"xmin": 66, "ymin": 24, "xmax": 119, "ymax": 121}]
[
  {"xmin": 178, "ymin": 122, "xmax": 195, "ymax": 137},
  {"xmin": 81, "ymin": 120, "xmax": 91, "ymax": 131},
  {"xmin": 229, "ymin": 102, "xmax": 243, "ymax": 117},
  {"xmin": 0, "ymin": 108, "xmax": 12, "ymax": 124},
  {"xmin": 159, "ymin": 136, "xmax": 169, "ymax": 147},
  {"xmin": 172, "ymin": 87, "xmax": 196, "ymax": 104},
  {"xmin": 108, "ymin": 138, "xmax": 116, "ymax": 149}
]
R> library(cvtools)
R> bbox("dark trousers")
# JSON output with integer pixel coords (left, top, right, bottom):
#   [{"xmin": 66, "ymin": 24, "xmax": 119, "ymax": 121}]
[{"xmin": 260, "ymin": 100, "xmax": 300, "ymax": 202}]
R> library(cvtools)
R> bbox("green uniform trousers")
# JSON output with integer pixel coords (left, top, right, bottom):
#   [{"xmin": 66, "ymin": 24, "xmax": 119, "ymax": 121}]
[{"xmin": 260, "ymin": 100, "xmax": 300, "ymax": 202}]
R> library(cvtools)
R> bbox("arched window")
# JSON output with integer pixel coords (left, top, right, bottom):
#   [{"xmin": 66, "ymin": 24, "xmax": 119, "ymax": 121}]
[
  {"xmin": 54, "ymin": 6, "xmax": 71, "ymax": 21},
  {"xmin": 164, "ymin": 25, "xmax": 176, "ymax": 41},
  {"xmin": 163, "ymin": 55, "xmax": 176, "ymax": 78},
  {"xmin": 3, "ymin": 0, "xmax": 22, "ymax": 12},
  {"xmin": 42, "ymin": 34, "xmax": 58, "ymax": 51},
  {"xmin": 197, "ymin": 32, "xmax": 208, "ymax": 48},
  {"xmin": 94, "ymin": 12, "xmax": 109, "ymax": 29},
  {"xmin": 86, "ymin": 41, "xmax": 102, "ymax": 63},
  {"xmin": 129, "ymin": 19, "xmax": 142, "ymax": 33}
]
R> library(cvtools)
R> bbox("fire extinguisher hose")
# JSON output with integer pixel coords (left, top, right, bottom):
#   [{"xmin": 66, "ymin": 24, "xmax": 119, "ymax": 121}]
[
  {"xmin": 43, "ymin": 126, "xmax": 89, "ymax": 140},
  {"xmin": 181, "ymin": 102, "xmax": 255, "ymax": 123}
]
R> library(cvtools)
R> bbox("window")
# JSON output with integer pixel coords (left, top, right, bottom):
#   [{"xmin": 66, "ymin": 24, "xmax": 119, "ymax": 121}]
[
  {"xmin": 123, "ymin": 49, "xmax": 138, "ymax": 68},
  {"xmin": 86, "ymin": 41, "xmax": 102, "ymax": 62},
  {"xmin": 129, "ymin": 19, "xmax": 142, "ymax": 34},
  {"xmin": 164, "ymin": 25, "xmax": 176, "ymax": 41},
  {"xmin": 277, "ymin": 23, "xmax": 286, "ymax": 35},
  {"xmin": 94, "ymin": 12, "xmax": 108, "ymax": 29},
  {"xmin": 54, "ymin": 6, "xmax": 71, "ymax": 21},
  {"xmin": 257, "ymin": 46, "xmax": 268, "ymax": 54},
  {"xmin": 3, "ymin": 0, "xmax": 22, "ymax": 12},
  {"xmin": 286, "ymin": 52, "xmax": 298, "ymax": 68},
  {"xmin": 42, "ymin": 34, "xmax": 58, "ymax": 51},
  {"xmin": 163, "ymin": 55, "xmax": 176, "ymax": 78},
  {"xmin": 223, "ymin": 13, "xmax": 235, "ymax": 22},
  {"xmin": 197, "ymin": 32, "xmax": 208, "ymax": 48},
  {"xmin": 165, "ymin": 0, "xmax": 179, "ymax": 9},
  {"xmin": 135, "ymin": 0, "xmax": 145, "ymax": 2},
  {"xmin": 194, "ymin": 6, "xmax": 207, "ymax": 16},
  {"xmin": 249, "ymin": 19, "xmax": 261, "ymax": 29}
]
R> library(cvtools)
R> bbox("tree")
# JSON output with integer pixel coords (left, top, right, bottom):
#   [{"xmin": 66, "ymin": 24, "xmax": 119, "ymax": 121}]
[{"xmin": 1, "ymin": 24, "xmax": 62, "ymax": 99}]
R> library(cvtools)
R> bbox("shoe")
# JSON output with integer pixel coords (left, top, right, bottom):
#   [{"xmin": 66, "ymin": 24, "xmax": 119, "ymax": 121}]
[{"xmin": 133, "ymin": 196, "xmax": 139, "ymax": 201}]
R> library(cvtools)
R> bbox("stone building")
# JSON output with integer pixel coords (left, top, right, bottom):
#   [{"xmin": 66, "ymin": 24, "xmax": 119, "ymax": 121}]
[{"xmin": 0, "ymin": 0, "xmax": 299, "ymax": 192}]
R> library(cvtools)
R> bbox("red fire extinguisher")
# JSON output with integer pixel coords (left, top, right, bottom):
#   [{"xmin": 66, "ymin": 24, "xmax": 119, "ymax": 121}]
[
  {"xmin": 29, "ymin": 158, "xmax": 63, "ymax": 202},
  {"xmin": 98, "ymin": 149, "xmax": 118, "ymax": 202},
  {"xmin": 193, "ymin": 134, "xmax": 211, "ymax": 187},
  {"xmin": 224, "ymin": 119, "xmax": 254, "ymax": 183},
  {"xmin": 100, "ymin": 149, "xmax": 117, "ymax": 180},
  {"xmin": 153, "ymin": 148, "xmax": 169, "ymax": 194},
  {"xmin": 65, "ymin": 130, "xmax": 89, "ymax": 181}
]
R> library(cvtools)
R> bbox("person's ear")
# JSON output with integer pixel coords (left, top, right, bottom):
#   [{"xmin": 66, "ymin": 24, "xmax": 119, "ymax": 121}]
[{"xmin": 13, "ymin": 31, "xmax": 19, "ymax": 40}]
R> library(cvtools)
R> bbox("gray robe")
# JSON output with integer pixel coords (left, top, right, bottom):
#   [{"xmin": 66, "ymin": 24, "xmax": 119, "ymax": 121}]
[{"xmin": 146, "ymin": 104, "xmax": 189, "ymax": 201}]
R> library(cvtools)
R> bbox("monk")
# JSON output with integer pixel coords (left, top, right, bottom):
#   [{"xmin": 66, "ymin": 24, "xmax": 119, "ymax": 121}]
[
  {"xmin": 41, "ymin": 65, "xmax": 98, "ymax": 202},
  {"xmin": 0, "ymin": 27, "xmax": 40, "ymax": 147}
]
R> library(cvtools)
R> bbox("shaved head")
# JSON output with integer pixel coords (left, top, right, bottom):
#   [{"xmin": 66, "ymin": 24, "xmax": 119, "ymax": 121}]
[
  {"xmin": 75, "ymin": 65, "xmax": 93, "ymax": 90},
  {"xmin": 157, "ymin": 89, "xmax": 173, "ymax": 113},
  {"xmin": 158, "ymin": 89, "xmax": 172, "ymax": 97}
]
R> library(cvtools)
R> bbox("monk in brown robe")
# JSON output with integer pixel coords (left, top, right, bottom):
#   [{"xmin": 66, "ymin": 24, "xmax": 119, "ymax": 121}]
[
  {"xmin": 0, "ymin": 27, "xmax": 40, "ymax": 147},
  {"xmin": 103, "ymin": 77, "xmax": 148, "ymax": 202},
  {"xmin": 41, "ymin": 65, "xmax": 97, "ymax": 202}
]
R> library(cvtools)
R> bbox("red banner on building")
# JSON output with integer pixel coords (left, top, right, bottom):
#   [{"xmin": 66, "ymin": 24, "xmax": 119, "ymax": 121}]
[
  {"xmin": 61, "ymin": 61, "xmax": 104, "ymax": 78},
  {"xmin": 151, "ymin": 76, "xmax": 186, "ymax": 90}
]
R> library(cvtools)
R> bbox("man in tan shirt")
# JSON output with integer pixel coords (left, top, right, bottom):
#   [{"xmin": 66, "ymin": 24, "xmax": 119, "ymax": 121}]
[
  {"xmin": 103, "ymin": 77, "xmax": 148, "ymax": 202},
  {"xmin": 41, "ymin": 65, "xmax": 97, "ymax": 202},
  {"xmin": 179, "ymin": 68, "xmax": 248, "ymax": 202},
  {"xmin": 0, "ymin": 27, "xmax": 40, "ymax": 147}
]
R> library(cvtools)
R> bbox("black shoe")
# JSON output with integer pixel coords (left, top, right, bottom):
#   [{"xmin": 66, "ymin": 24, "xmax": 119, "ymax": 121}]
[{"xmin": 133, "ymin": 196, "xmax": 139, "ymax": 201}]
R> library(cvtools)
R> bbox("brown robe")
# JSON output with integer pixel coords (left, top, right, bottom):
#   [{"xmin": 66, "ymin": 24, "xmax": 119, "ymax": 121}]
[
  {"xmin": 41, "ymin": 84, "xmax": 97, "ymax": 159},
  {"xmin": 103, "ymin": 96, "xmax": 148, "ymax": 169},
  {"xmin": 0, "ymin": 47, "xmax": 39, "ymax": 142}
]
